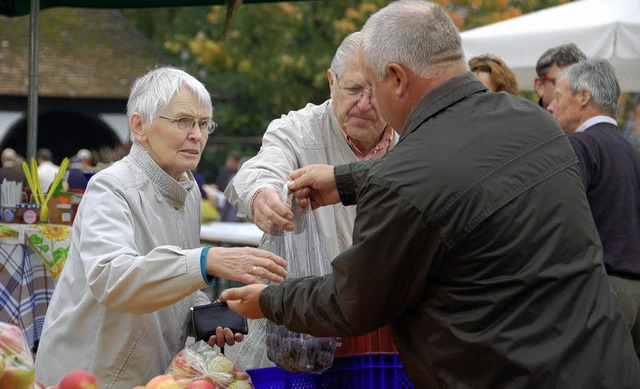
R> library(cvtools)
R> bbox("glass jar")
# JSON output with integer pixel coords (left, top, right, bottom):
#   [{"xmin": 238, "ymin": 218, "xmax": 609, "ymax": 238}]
[
  {"xmin": 1, "ymin": 204, "xmax": 17, "ymax": 223},
  {"xmin": 16, "ymin": 204, "xmax": 41, "ymax": 224}
]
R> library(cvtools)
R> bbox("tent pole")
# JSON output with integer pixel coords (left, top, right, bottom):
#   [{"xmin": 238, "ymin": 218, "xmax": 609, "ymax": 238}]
[{"xmin": 26, "ymin": 0, "xmax": 40, "ymax": 161}]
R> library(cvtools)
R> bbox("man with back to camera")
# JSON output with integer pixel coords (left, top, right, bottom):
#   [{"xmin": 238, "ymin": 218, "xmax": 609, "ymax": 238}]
[
  {"xmin": 220, "ymin": 1, "xmax": 640, "ymax": 387},
  {"xmin": 548, "ymin": 58, "xmax": 640, "ymax": 358},
  {"xmin": 534, "ymin": 42, "xmax": 587, "ymax": 109}
]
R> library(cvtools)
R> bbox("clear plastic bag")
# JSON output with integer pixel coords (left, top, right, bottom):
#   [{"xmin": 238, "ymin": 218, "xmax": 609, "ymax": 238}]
[
  {"xmin": 260, "ymin": 184, "xmax": 336, "ymax": 374},
  {"xmin": 165, "ymin": 340, "xmax": 252, "ymax": 388}
]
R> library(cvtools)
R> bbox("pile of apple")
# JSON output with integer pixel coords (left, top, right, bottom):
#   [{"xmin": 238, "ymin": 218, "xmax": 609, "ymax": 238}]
[{"xmin": 0, "ymin": 322, "xmax": 36, "ymax": 389}]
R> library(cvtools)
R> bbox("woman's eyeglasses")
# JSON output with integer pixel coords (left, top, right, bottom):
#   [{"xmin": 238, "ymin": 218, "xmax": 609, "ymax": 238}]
[{"xmin": 158, "ymin": 115, "xmax": 217, "ymax": 134}]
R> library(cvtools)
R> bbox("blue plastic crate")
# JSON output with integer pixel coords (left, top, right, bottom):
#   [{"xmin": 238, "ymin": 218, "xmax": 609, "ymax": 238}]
[{"xmin": 247, "ymin": 353, "xmax": 414, "ymax": 389}]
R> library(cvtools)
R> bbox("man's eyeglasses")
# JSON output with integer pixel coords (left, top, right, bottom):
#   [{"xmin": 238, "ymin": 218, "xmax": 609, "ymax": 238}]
[
  {"xmin": 336, "ymin": 80, "xmax": 374, "ymax": 103},
  {"xmin": 540, "ymin": 75, "xmax": 556, "ymax": 86},
  {"xmin": 158, "ymin": 115, "xmax": 217, "ymax": 135}
]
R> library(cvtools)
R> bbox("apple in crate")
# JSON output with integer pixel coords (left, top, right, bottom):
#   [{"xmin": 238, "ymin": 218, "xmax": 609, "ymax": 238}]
[{"xmin": 57, "ymin": 370, "xmax": 98, "ymax": 389}]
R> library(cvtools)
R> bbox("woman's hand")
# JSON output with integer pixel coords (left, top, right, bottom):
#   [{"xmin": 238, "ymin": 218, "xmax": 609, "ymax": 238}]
[{"xmin": 206, "ymin": 247, "xmax": 287, "ymax": 285}]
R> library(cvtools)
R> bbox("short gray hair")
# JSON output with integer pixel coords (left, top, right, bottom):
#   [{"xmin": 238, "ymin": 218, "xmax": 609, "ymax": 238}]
[
  {"xmin": 361, "ymin": 0, "xmax": 465, "ymax": 81},
  {"xmin": 558, "ymin": 58, "xmax": 620, "ymax": 116},
  {"xmin": 126, "ymin": 66, "xmax": 213, "ymax": 126},
  {"xmin": 535, "ymin": 43, "xmax": 587, "ymax": 77},
  {"xmin": 330, "ymin": 31, "xmax": 362, "ymax": 81}
]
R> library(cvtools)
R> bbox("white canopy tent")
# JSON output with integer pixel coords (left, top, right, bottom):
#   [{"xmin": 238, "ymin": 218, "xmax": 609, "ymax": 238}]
[{"xmin": 460, "ymin": 0, "xmax": 640, "ymax": 92}]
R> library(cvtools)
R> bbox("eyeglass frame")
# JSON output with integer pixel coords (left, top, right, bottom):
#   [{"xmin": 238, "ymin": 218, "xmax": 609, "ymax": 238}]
[
  {"xmin": 333, "ymin": 76, "xmax": 374, "ymax": 103},
  {"xmin": 158, "ymin": 115, "xmax": 217, "ymax": 135},
  {"xmin": 539, "ymin": 75, "xmax": 556, "ymax": 86}
]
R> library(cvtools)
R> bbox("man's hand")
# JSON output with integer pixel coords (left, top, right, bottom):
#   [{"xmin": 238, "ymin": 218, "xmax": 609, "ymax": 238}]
[
  {"xmin": 219, "ymin": 284, "xmax": 269, "ymax": 319},
  {"xmin": 206, "ymin": 247, "xmax": 288, "ymax": 285},
  {"xmin": 287, "ymin": 164, "xmax": 340, "ymax": 213},
  {"xmin": 252, "ymin": 188, "xmax": 294, "ymax": 233}
]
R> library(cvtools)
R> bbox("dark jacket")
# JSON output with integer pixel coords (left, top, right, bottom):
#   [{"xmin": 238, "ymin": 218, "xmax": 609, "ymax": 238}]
[
  {"xmin": 261, "ymin": 73, "xmax": 640, "ymax": 388},
  {"xmin": 569, "ymin": 122, "xmax": 640, "ymax": 278}
]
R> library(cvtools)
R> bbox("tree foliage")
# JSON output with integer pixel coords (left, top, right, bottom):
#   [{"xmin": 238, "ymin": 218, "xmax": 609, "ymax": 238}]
[{"xmin": 122, "ymin": 0, "xmax": 572, "ymax": 142}]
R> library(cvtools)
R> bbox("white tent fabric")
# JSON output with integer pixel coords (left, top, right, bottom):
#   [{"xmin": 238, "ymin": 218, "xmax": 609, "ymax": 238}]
[{"xmin": 460, "ymin": 0, "xmax": 640, "ymax": 92}]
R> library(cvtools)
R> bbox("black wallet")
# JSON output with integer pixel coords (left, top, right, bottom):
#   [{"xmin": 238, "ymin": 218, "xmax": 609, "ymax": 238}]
[{"xmin": 191, "ymin": 301, "xmax": 248, "ymax": 342}]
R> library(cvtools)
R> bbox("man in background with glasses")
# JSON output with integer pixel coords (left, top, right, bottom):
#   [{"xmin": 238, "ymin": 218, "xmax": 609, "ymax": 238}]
[
  {"xmin": 534, "ymin": 42, "xmax": 587, "ymax": 109},
  {"xmin": 223, "ymin": 31, "xmax": 396, "ymax": 370}
]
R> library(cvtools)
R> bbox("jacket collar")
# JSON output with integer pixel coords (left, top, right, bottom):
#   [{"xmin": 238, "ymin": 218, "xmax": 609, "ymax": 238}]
[
  {"xmin": 401, "ymin": 72, "xmax": 487, "ymax": 141},
  {"xmin": 129, "ymin": 141, "xmax": 195, "ymax": 205}
]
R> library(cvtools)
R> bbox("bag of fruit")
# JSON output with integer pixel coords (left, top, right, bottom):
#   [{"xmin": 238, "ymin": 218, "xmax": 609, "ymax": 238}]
[
  {"xmin": 164, "ymin": 340, "xmax": 252, "ymax": 388},
  {"xmin": 0, "ymin": 322, "xmax": 36, "ymax": 389},
  {"xmin": 259, "ymin": 184, "xmax": 336, "ymax": 374}
]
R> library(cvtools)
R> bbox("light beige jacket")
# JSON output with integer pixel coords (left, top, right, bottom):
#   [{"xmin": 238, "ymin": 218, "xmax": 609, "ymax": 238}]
[{"xmin": 35, "ymin": 142, "xmax": 209, "ymax": 388}]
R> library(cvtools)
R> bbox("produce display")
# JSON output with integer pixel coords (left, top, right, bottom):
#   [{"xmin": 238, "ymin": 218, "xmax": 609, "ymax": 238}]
[
  {"xmin": 265, "ymin": 321, "xmax": 335, "ymax": 374},
  {"xmin": 0, "ymin": 320, "xmax": 252, "ymax": 389},
  {"xmin": 0, "ymin": 322, "xmax": 36, "ymax": 389}
]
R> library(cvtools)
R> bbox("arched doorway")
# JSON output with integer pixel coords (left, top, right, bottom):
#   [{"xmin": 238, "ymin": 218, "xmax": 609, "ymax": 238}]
[{"xmin": 1, "ymin": 111, "xmax": 123, "ymax": 164}]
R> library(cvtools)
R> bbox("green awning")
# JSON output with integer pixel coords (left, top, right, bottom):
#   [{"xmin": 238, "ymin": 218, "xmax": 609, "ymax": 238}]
[{"xmin": 0, "ymin": 0, "xmax": 304, "ymax": 17}]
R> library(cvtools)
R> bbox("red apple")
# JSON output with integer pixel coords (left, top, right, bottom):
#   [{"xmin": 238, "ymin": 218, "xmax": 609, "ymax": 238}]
[
  {"xmin": 185, "ymin": 379, "xmax": 215, "ymax": 389},
  {"xmin": 0, "ymin": 364, "xmax": 36, "ymax": 389},
  {"xmin": 34, "ymin": 380, "xmax": 46, "ymax": 389},
  {"xmin": 145, "ymin": 374, "xmax": 179, "ymax": 389},
  {"xmin": 0, "ymin": 324, "xmax": 27, "ymax": 356},
  {"xmin": 57, "ymin": 369, "xmax": 98, "ymax": 389},
  {"xmin": 168, "ymin": 351, "xmax": 201, "ymax": 378}
]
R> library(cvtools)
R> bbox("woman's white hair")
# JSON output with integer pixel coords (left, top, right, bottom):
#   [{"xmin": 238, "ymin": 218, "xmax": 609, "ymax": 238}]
[
  {"xmin": 361, "ymin": 0, "xmax": 465, "ymax": 81},
  {"xmin": 126, "ymin": 66, "xmax": 213, "ymax": 127}
]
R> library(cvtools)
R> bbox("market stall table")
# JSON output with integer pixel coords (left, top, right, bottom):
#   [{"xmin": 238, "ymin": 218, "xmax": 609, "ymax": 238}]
[
  {"xmin": 200, "ymin": 221, "xmax": 262, "ymax": 247},
  {"xmin": 0, "ymin": 223, "xmax": 71, "ymax": 349}
]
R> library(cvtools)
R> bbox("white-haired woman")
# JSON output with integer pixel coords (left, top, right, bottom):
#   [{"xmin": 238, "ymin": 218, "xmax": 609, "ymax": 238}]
[{"xmin": 35, "ymin": 66, "xmax": 287, "ymax": 388}]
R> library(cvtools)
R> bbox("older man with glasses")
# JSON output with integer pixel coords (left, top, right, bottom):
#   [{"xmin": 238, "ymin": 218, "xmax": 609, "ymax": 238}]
[{"xmin": 222, "ymin": 31, "xmax": 396, "ymax": 370}]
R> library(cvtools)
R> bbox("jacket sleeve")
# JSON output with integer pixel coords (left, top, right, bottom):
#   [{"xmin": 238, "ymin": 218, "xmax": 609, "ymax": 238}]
[
  {"xmin": 261, "ymin": 161, "xmax": 439, "ymax": 336},
  {"xmin": 224, "ymin": 115, "xmax": 307, "ymax": 221},
  {"xmin": 79, "ymin": 173, "xmax": 207, "ymax": 314}
]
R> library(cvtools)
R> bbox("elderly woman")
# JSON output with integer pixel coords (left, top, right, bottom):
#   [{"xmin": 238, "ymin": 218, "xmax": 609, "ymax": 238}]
[
  {"xmin": 469, "ymin": 54, "xmax": 520, "ymax": 96},
  {"xmin": 34, "ymin": 66, "xmax": 287, "ymax": 388}
]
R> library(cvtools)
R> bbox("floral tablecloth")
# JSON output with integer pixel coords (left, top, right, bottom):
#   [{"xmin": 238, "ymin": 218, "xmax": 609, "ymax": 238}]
[{"xmin": 0, "ymin": 223, "xmax": 71, "ymax": 349}]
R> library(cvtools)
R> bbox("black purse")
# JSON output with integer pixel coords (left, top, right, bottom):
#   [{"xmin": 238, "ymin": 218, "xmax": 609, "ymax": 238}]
[{"xmin": 191, "ymin": 301, "xmax": 248, "ymax": 342}]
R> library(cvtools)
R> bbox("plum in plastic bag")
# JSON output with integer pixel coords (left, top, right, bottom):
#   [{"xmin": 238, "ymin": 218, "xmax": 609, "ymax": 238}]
[
  {"xmin": 259, "ymin": 184, "xmax": 337, "ymax": 374},
  {"xmin": 265, "ymin": 321, "xmax": 336, "ymax": 374}
]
